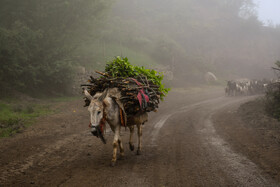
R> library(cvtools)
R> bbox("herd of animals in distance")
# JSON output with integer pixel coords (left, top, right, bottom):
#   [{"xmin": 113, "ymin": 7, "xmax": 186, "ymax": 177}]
[{"xmin": 225, "ymin": 78, "xmax": 278, "ymax": 96}]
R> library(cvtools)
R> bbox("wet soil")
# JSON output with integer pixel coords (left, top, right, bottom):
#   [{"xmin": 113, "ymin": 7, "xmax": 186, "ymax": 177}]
[
  {"xmin": 213, "ymin": 97, "xmax": 280, "ymax": 183},
  {"xmin": 0, "ymin": 88, "xmax": 279, "ymax": 186}
]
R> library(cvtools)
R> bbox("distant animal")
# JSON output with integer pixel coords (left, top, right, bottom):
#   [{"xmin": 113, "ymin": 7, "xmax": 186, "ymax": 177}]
[
  {"xmin": 84, "ymin": 88, "xmax": 148, "ymax": 166},
  {"xmin": 226, "ymin": 80, "xmax": 237, "ymax": 96},
  {"xmin": 225, "ymin": 78, "xmax": 271, "ymax": 97},
  {"xmin": 205, "ymin": 72, "xmax": 218, "ymax": 83}
]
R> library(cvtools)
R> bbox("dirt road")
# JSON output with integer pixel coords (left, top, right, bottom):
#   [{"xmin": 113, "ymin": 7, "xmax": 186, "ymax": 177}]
[{"xmin": 0, "ymin": 88, "xmax": 279, "ymax": 186}]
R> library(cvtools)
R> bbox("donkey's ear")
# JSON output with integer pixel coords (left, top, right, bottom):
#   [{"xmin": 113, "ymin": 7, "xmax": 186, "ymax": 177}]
[
  {"xmin": 98, "ymin": 89, "xmax": 108, "ymax": 101},
  {"xmin": 103, "ymin": 99, "xmax": 109, "ymax": 107},
  {"xmin": 84, "ymin": 89, "xmax": 93, "ymax": 100}
]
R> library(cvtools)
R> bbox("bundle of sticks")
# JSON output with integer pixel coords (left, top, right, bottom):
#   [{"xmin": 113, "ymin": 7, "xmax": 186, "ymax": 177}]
[{"xmin": 81, "ymin": 71, "xmax": 161, "ymax": 116}]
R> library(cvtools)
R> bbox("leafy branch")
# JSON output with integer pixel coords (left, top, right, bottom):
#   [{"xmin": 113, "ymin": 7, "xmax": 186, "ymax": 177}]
[{"xmin": 105, "ymin": 56, "xmax": 170, "ymax": 99}]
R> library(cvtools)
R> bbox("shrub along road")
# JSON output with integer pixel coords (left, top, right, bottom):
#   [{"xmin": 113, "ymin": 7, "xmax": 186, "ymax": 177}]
[{"xmin": 0, "ymin": 87, "xmax": 278, "ymax": 186}]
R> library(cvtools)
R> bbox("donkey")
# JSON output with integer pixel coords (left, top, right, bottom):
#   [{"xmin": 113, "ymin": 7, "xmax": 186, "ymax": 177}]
[{"xmin": 84, "ymin": 88, "xmax": 148, "ymax": 166}]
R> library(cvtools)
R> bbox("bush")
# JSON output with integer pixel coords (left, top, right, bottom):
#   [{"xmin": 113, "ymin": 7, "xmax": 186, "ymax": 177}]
[
  {"xmin": 265, "ymin": 83, "xmax": 280, "ymax": 120},
  {"xmin": 0, "ymin": 0, "xmax": 111, "ymax": 96},
  {"xmin": 265, "ymin": 61, "xmax": 280, "ymax": 120}
]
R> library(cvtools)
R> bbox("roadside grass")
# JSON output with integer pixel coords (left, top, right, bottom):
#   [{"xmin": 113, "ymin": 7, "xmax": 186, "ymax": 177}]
[
  {"xmin": 0, "ymin": 101, "xmax": 52, "ymax": 137},
  {"xmin": 0, "ymin": 95, "xmax": 80, "ymax": 138},
  {"xmin": 46, "ymin": 96, "xmax": 80, "ymax": 103}
]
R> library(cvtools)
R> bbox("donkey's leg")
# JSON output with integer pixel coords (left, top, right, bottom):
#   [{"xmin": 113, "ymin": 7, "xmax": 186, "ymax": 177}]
[
  {"xmin": 111, "ymin": 126, "xmax": 120, "ymax": 166},
  {"xmin": 136, "ymin": 124, "xmax": 142, "ymax": 155},
  {"xmin": 118, "ymin": 138, "xmax": 124, "ymax": 159},
  {"xmin": 129, "ymin": 125, "xmax": 135, "ymax": 151}
]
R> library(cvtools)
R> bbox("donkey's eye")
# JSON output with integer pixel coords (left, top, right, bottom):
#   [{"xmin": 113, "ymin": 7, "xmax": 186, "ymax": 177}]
[{"xmin": 97, "ymin": 111, "xmax": 101, "ymax": 115}]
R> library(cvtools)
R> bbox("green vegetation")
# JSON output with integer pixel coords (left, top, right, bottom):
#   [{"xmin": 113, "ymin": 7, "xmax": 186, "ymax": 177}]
[
  {"xmin": 0, "ymin": 101, "xmax": 52, "ymax": 137},
  {"xmin": 0, "ymin": 94, "xmax": 82, "ymax": 137},
  {"xmin": 48, "ymin": 96, "xmax": 80, "ymax": 103},
  {"xmin": 0, "ymin": 0, "xmax": 112, "ymax": 96},
  {"xmin": 1, "ymin": 0, "xmax": 280, "ymax": 97},
  {"xmin": 265, "ymin": 86, "xmax": 280, "ymax": 120},
  {"xmin": 105, "ymin": 56, "xmax": 170, "ymax": 99}
]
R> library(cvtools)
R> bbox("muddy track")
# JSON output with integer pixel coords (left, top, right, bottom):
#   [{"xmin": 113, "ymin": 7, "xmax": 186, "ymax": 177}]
[{"xmin": 0, "ymin": 88, "xmax": 278, "ymax": 186}]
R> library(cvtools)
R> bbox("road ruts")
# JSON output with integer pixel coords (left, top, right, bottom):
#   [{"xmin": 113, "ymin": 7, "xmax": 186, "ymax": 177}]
[{"xmin": 0, "ymin": 88, "xmax": 278, "ymax": 186}]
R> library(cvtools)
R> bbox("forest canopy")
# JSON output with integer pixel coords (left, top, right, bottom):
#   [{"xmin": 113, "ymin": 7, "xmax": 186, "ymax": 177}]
[
  {"xmin": 0, "ymin": 0, "xmax": 279, "ymax": 96},
  {"xmin": 0, "ymin": 0, "xmax": 112, "ymax": 95}
]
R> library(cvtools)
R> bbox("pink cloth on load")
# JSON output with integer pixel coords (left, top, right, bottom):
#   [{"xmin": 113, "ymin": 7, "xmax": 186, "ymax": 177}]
[{"xmin": 130, "ymin": 78, "xmax": 149, "ymax": 108}]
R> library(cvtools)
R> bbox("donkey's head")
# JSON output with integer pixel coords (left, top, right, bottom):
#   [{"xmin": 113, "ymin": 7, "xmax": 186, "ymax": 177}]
[{"xmin": 84, "ymin": 89, "xmax": 108, "ymax": 143}]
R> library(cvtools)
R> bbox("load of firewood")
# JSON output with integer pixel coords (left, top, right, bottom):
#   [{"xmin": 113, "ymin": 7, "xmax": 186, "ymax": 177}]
[{"xmin": 81, "ymin": 57, "xmax": 169, "ymax": 116}]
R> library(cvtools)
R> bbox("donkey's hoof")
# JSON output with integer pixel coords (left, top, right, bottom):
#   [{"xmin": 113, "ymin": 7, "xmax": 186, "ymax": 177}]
[
  {"xmin": 118, "ymin": 154, "xmax": 125, "ymax": 160},
  {"xmin": 129, "ymin": 144, "xmax": 134, "ymax": 151},
  {"xmin": 111, "ymin": 162, "xmax": 116, "ymax": 167},
  {"xmin": 136, "ymin": 150, "xmax": 141, "ymax": 155}
]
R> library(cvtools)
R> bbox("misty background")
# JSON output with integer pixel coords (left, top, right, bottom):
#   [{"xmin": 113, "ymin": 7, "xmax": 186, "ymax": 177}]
[
  {"xmin": 0, "ymin": 0, "xmax": 279, "ymax": 96},
  {"xmin": 253, "ymin": 0, "xmax": 280, "ymax": 26}
]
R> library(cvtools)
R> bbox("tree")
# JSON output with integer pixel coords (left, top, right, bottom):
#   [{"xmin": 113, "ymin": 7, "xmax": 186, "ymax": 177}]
[{"xmin": 0, "ymin": 0, "xmax": 112, "ymax": 95}]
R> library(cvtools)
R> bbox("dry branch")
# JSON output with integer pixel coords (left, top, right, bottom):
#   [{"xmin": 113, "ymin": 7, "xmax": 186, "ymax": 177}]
[{"xmin": 81, "ymin": 72, "xmax": 162, "ymax": 116}]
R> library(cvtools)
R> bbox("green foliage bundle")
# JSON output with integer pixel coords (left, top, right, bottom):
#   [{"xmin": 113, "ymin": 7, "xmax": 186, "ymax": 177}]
[{"xmin": 105, "ymin": 56, "xmax": 170, "ymax": 99}]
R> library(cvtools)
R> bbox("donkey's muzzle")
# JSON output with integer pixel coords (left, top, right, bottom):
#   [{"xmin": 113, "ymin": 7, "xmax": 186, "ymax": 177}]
[
  {"xmin": 91, "ymin": 125, "xmax": 106, "ymax": 144},
  {"xmin": 91, "ymin": 126, "xmax": 98, "ymax": 136}
]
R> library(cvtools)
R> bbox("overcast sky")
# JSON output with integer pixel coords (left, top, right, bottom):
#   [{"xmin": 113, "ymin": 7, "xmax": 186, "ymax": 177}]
[{"xmin": 253, "ymin": 0, "xmax": 280, "ymax": 25}]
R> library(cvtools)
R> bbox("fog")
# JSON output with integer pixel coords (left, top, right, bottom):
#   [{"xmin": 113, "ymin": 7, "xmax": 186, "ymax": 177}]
[
  {"xmin": 1, "ymin": 0, "xmax": 280, "ymax": 95},
  {"xmin": 106, "ymin": 0, "xmax": 280, "ymax": 84},
  {"xmin": 253, "ymin": 0, "xmax": 280, "ymax": 25}
]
